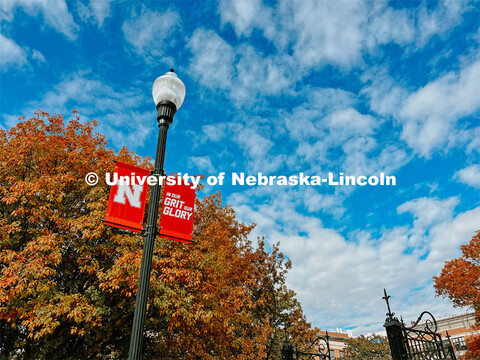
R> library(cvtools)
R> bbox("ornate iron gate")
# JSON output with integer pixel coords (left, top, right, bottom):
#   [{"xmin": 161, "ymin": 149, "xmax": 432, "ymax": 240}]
[
  {"xmin": 281, "ymin": 329, "xmax": 331, "ymax": 360},
  {"xmin": 382, "ymin": 289, "xmax": 456, "ymax": 360}
]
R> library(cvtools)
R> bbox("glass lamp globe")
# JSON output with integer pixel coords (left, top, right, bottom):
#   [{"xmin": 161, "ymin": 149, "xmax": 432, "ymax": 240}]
[{"xmin": 152, "ymin": 69, "xmax": 186, "ymax": 110}]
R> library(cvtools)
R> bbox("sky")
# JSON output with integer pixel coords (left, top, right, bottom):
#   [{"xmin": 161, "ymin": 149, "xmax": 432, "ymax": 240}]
[{"xmin": 1, "ymin": 0, "xmax": 480, "ymax": 336}]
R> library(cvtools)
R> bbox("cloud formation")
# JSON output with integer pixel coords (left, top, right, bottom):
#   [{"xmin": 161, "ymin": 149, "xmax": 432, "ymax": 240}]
[
  {"xmin": 455, "ymin": 164, "xmax": 480, "ymax": 188},
  {"xmin": 122, "ymin": 8, "xmax": 180, "ymax": 61},
  {"xmin": 1, "ymin": 0, "xmax": 78, "ymax": 40},
  {"xmin": 0, "ymin": 33, "xmax": 27, "ymax": 69}
]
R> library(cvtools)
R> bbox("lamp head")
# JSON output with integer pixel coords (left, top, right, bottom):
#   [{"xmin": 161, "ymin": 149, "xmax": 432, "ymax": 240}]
[{"xmin": 152, "ymin": 69, "xmax": 186, "ymax": 110}]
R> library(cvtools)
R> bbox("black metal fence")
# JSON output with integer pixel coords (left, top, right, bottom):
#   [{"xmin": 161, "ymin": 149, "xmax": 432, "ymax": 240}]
[
  {"xmin": 382, "ymin": 289, "xmax": 456, "ymax": 360},
  {"xmin": 281, "ymin": 329, "xmax": 331, "ymax": 360}
]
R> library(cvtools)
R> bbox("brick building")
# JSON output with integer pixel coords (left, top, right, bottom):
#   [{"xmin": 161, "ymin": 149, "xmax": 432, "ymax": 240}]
[{"xmin": 318, "ymin": 330, "xmax": 351, "ymax": 359}]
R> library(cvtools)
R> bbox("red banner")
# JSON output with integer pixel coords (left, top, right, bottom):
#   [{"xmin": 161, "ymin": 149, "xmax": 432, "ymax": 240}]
[
  {"xmin": 159, "ymin": 182, "xmax": 196, "ymax": 243},
  {"xmin": 104, "ymin": 161, "xmax": 150, "ymax": 233}
]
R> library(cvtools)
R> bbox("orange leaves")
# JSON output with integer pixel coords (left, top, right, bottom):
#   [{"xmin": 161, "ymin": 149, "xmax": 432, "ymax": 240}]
[
  {"xmin": 434, "ymin": 230, "xmax": 480, "ymax": 320},
  {"xmin": 435, "ymin": 258, "xmax": 480, "ymax": 305},
  {"xmin": 461, "ymin": 231, "xmax": 480, "ymax": 265},
  {"xmin": 143, "ymin": 193, "xmax": 279, "ymax": 358},
  {"xmin": 462, "ymin": 334, "xmax": 480, "ymax": 359},
  {"xmin": 0, "ymin": 111, "xmax": 313, "ymax": 359},
  {"xmin": 434, "ymin": 230, "xmax": 480, "ymax": 360},
  {"xmin": 0, "ymin": 111, "xmax": 141, "ymax": 357}
]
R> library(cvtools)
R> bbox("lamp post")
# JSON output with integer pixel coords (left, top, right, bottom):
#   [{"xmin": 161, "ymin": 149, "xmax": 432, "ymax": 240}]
[
  {"xmin": 128, "ymin": 69, "xmax": 186, "ymax": 360},
  {"xmin": 281, "ymin": 327, "xmax": 294, "ymax": 360}
]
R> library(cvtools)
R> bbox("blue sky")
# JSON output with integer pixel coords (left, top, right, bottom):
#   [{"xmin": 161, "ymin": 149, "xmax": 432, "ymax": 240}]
[{"xmin": 1, "ymin": 0, "xmax": 479, "ymax": 335}]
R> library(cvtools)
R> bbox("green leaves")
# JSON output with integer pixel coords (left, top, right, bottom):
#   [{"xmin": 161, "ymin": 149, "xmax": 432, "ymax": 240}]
[{"xmin": 343, "ymin": 334, "xmax": 391, "ymax": 360}]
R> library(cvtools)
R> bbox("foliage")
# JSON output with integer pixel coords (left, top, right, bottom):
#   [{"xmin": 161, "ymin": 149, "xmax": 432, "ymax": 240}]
[
  {"xmin": 0, "ymin": 111, "xmax": 313, "ymax": 359},
  {"xmin": 433, "ymin": 230, "xmax": 480, "ymax": 359},
  {"xmin": 433, "ymin": 230, "xmax": 480, "ymax": 318},
  {"xmin": 433, "ymin": 230, "xmax": 480, "ymax": 319},
  {"xmin": 460, "ymin": 334, "xmax": 480, "ymax": 359},
  {"xmin": 343, "ymin": 334, "xmax": 391, "ymax": 360}
]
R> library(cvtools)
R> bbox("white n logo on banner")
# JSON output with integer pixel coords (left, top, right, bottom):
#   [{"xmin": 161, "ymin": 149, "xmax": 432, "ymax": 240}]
[{"xmin": 113, "ymin": 184, "xmax": 144, "ymax": 208}]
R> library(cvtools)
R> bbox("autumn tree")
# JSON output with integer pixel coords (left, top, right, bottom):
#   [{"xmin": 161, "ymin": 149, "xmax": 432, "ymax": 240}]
[
  {"xmin": 247, "ymin": 239, "xmax": 318, "ymax": 360},
  {"xmin": 0, "ymin": 111, "xmax": 314, "ymax": 359},
  {"xmin": 343, "ymin": 334, "xmax": 391, "ymax": 360},
  {"xmin": 433, "ymin": 230, "xmax": 480, "ymax": 357},
  {"xmin": 0, "ymin": 110, "xmax": 149, "ymax": 359}
]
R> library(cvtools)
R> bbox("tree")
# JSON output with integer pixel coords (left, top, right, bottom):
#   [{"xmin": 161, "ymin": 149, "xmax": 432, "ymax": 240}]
[
  {"xmin": 433, "ymin": 230, "xmax": 480, "ymax": 358},
  {"xmin": 247, "ymin": 239, "xmax": 318, "ymax": 360},
  {"xmin": 343, "ymin": 334, "xmax": 391, "ymax": 360},
  {"xmin": 0, "ymin": 110, "xmax": 149, "ymax": 359},
  {"xmin": 461, "ymin": 335, "xmax": 480, "ymax": 360},
  {"xmin": 0, "ymin": 111, "xmax": 314, "ymax": 359}
]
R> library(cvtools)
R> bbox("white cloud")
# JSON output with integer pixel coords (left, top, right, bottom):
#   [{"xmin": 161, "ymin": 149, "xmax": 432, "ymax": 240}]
[
  {"xmin": 301, "ymin": 187, "xmax": 346, "ymax": 217},
  {"xmin": 30, "ymin": 49, "xmax": 46, "ymax": 63},
  {"xmin": 187, "ymin": 29, "xmax": 299, "ymax": 106},
  {"xmin": 455, "ymin": 164, "xmax": 480, "ymax": 188},
  {"xmin": 186, "ymin": 29, "xmax": 235, "ymax": 91},
  {"xmin": 341, "ymin": 137, "xmax": 377, "ymax": 175},
  {"xmin": 465, "ymin": 127, "xmax": 480, "ymax": 154},
  {"xmin": 328, "ymin": 108, "xmax": 377, "ymax": 142},
  {"xmin": 218, "ymin": 0, "xmax": 276, "ymax": 39},
  {"xmin": 289, "ymin": 0, "xmax": 368, "ymax": 69},
  {"xmin": 218, "ymin": 0, "xmax": 473, "ymax": 71},
  {"xmin": 293, "ymin": 140, "xmax": 328, "ymax": 170},
  {"xmin": 231, "ymin": 188, "xmax": 479, "ymax": 333},
  {"xmin": 427, "ymin": 206, "xmax": 480, "ymax": 264},
  {"xmin": 397, "ymin": 197, "xmax": 459, "ymax": 230},
  {"xmin": 0, "ymin": 33, "xmax": 27, "ymax": 69},
  {"xmin": 362, "ymin": 59, "xmax": 480, "ymax": 158},
  {"xmin": 122, "ymin": 8, "xmax": 180, "ymax": 60},
  {"xmin": 1, "ymin": 0, "xmax": 78, "ymax": 40},
  {"xmin": 219, "ymin": 0, "xmax": 257, "ymax": 36},
  {"xmin": 233, "ymin": 44, "xmax": 297, "ymax": 101},
  {"xmin": 189, "ymin": 156, "xmax": 215, "ymax": 174},
  {"xmin": 400, "ymin": 60, "xmax": 480, "ymax": 157},
  {"xmin": 202, "ymin": 123, "xmax": 227, "ymax": 142},
  {"xmin": 282, "ymin": 87, "xmax": 409, "ymax": 177},
  {"xmin": 284, "ymin": 88, "xmax": 356, "ymax": 142},
  {"xmin": 415, "ymin": 0, "xmax": 473, "ymax": 47},
  {"xmin": 187, "ymin": 29, "xmax": 301, "ymax": 107},
  {"xmin": 361, "ymin": 68, "xmax": 409, "ymax": 118},
  {"xmin": 0, "ymin": 33, "xmax": 47, "ymax": 70},
  {"xmin": 220, "ymin": 0, "xmax": 371, "ymax": 68},
  {"xmin": 78, "ymin": 0, "xmax": 115, "ymax": 27},
  {"xmin": 3, "ymin": 72, "xmax": 153, "ymax": 149},
  {"xmin": 366, "ymin": 5, "xmax": 415, "ymax": 49},
  {"xmin": 230, "ymin": 122, "xmax": 286, "ymax": 173}
]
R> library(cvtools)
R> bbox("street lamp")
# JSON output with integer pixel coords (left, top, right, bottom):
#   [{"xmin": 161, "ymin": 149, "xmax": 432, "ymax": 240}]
[
  {"xmin": 128, "ymin": 69, "xmax": 186, "ymax": 360},
  {"xmin": 281, "ymin": 327, "xmax": 295, "ymax": 360}
]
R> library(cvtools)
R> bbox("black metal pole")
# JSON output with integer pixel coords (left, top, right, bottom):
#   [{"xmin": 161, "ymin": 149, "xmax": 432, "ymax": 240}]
[
  {"xmin": 281, "ymin": 340, "xmax": 295, "ymax": 360},
  {"xmin": 382, "ymin": 290, "xmax": 408, "ymax": 360},
  {"xmin": 128, "ymin": 100, "xmax": 177, "ymax": 360},
  {"xmin": 384, "ymin": 317, "xmax": 409, "ymax": 360}
]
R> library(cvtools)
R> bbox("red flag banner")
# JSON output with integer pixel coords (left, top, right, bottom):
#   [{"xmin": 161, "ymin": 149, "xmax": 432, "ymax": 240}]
[
  {"xmin": 159, "ymin": 182, "xmax": 196, "ymax": 243},
  {"xmin": 104, "ymin": 161, "xmax": 150, "ymax": 233}
]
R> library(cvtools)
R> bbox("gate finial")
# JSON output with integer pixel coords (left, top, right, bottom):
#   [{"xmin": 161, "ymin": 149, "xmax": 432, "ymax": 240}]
[{"xmin": 383, "ymin": 288, "xmax": 395, "ymax": 320}]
